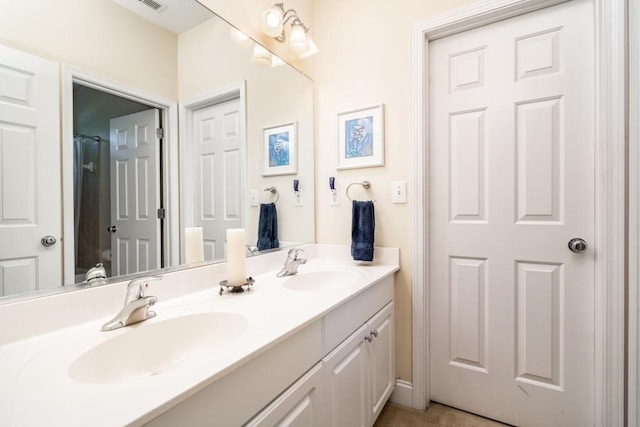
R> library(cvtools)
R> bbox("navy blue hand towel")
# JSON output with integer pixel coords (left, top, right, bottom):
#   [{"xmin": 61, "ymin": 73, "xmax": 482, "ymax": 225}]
[
  {"xmin": 257, "ymin": 203, "xmax": 279, "ymax": 251},
  {"xmin": 351, "ymin": 200, "xmax": 375, "ymax": 261}
]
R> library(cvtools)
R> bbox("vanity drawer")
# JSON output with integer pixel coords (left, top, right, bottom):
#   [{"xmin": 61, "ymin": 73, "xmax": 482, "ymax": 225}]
[
  {"xmin": 144, "ymin": 319, "xmax": 322, "ymax": 427},
  {"xmin": 322, "ymin": 276, "xmax": 393, "ymax": 355}
]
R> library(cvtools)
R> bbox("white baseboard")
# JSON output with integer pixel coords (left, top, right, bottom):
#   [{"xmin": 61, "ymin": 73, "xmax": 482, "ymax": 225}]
[{"xmin": 389, "ymin": 380, "xmax": 413, "ymax": 408}]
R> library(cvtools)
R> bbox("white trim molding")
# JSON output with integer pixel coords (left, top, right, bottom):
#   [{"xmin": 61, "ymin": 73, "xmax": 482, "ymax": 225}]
[
  {"xmin": 411, "ymin": 0, "xmax": 626, "ymax": 425},
  {"xmin": 389, "ymin": 380, "xmax": 414, "ymax": 408},
  {"xmin": 61, "ymin": 66, "xmax": 180, "ymax": 285},
  {"xmin": 628, "ymin": 0, "xmax": 639, "ymax": 424}
]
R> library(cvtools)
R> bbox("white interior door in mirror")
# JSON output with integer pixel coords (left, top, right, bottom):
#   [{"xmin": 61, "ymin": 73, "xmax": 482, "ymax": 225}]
[
  {"xmin": 109, "ymin": 109, "xmax": 161, "ymax": 276},
  {"xmin": 192, "ymin": 98, "xmax": 243, "ymax": 261},
  {"xmin": 0, "ymin": 44, "xmax": 61, "ymax": 296}
]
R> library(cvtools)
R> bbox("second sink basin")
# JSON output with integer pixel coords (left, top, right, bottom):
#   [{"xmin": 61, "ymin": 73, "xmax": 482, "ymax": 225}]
[
  {"xmin": 281, "ymin": 269, "xmax": 365, "ymax": 292},
  {"xmin": 69, "ymin": 311, "xmax": 247, "ymax": 384}
]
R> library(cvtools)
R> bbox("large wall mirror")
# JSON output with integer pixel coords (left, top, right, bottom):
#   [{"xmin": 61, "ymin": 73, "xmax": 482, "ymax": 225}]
[{"xmin": 0, "ymin": 0, "xmax": 315, "ymax": 301}]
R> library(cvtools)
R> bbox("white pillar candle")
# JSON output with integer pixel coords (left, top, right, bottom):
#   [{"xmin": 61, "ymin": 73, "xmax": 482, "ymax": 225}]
[
  {"xmin": 227, "ymin": 228, "xmax": 246, "ymax": 286},
  {"xmin": 184, "ymin": 227, "xmax": 204, "ymax": 264}
]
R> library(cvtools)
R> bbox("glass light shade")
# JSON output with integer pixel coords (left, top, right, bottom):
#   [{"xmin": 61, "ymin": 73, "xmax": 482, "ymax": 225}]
[
  {"xmin": 229, "ymin": 27, "xmax": 252, "ymax": 49},
  {"xmin": 261, "ymin": 6, "xmax": 284, "ymax": 37},
  {"xmin": 289, "ymin": 23, "xmax": 310, "ymax": 55},
  {"xmin": 251, "ymin": 44, "xmax": 272, "ymax": 67},
  {"xmin": 299, "ymin": 39, "xmax": 319, "ymax": 59},
  {"xmin": 271, "ymin": 55, "xmax": 286, "ymax": 67}
]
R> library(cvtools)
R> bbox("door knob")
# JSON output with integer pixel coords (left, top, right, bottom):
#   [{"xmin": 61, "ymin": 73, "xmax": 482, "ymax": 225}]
[
  {"xmin": 41, "ymin": 235, "xmax": 57, "ymax": 247},
  {"xmin": 568, "ymin": 238, "xmax": 588, "ymax": 253},
  {"xmin": 107, "ymin": 225, "xmax": 117, "ymax": 233}
]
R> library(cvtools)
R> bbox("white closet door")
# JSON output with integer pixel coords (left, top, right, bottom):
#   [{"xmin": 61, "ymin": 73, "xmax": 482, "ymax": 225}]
[
  {"xmin": 429, "ymin": 1, "xmax": 595, "ymax": 425},
  {"xmin": 0, "ymin": 44, "xmax": 61, "ymax": 296},
  {"xmin": 192, "ymin": 97, "xmax": 242, "ymax": 261}
]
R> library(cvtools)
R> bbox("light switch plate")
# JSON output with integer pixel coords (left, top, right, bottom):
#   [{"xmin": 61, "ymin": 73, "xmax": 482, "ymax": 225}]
[
  {"xmin": 391, "ymin": 181, "xmax": 407, "ymax": 204},
  {"xmin": 295, "ymin": 191, "xmax": 303, "ymax": 206},
  {"xmin": 330, "ymin": 189, "xmax": 340, "ymax": 206},
  {"xmin": 250, "ymin": 190, "xmax": 259, "ymax": 206}
]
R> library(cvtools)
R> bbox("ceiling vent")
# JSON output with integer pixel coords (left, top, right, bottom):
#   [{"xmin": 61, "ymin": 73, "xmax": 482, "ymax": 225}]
[{"xmin": 138, "ymin": 0, "xmax": 167, "ymax": 13}]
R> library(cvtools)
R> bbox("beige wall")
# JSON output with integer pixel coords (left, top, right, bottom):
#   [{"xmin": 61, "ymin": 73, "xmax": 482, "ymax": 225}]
[
  {"xmin": 310, "ymin": 0, "xmax": 477, "ymax": 382},
  {"xmin": 0, "ymin": 0, "xmax": 177, "ymax": 99},
  {"xmin": 178, "ymin": 16, "xmax": 315, "ymax": 247}
]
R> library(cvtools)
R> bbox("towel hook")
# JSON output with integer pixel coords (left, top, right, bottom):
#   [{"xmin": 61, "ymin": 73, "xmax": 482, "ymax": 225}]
[
  {"xmin": 264, "ymin": 186, "xmax": 279, "ymax": 203},
  {"xmin": 346, "ymin": 181, "xmax": 374, "ymax": 201}
]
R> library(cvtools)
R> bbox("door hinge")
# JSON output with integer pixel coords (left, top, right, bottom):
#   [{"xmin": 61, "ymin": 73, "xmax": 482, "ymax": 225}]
[
  {"xmin": 157, "ymin": 208, "xmax": 166, "ymax": 219},
  {"xmin": 156, "ymin": 128, "xmax": 164, "ymax": 139}
]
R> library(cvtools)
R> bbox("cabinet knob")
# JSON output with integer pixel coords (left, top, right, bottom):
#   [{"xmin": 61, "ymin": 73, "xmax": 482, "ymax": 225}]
[{"xmin": 364, "ymin": 330, "xmax": 379, "ymax": 343}]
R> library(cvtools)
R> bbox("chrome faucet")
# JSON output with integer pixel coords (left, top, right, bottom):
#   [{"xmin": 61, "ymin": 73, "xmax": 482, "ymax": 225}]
[
  {"xmin": 276, "ymin": 248, "xmax": 307, "ymax": 277},
  {"xmin": 101, "ymin": 276, "xmax": 161, "ymax": 331},
  {"xmin": 246, "ymin": 245, "xmax": 260, "ymax": 256},
  {"xmin": 86, "ymin": 263, "xmax": 107, "ymax": 284}
]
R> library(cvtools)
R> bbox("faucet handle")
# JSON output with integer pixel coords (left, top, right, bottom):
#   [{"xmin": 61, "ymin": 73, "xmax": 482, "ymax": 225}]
[
  {"xmin": 125, "ymin": 276, "xmax": 162, "ymax": 303},
  {"xmin": 287, "ymin": 248, "xmax": 304, "ymax": 260}
]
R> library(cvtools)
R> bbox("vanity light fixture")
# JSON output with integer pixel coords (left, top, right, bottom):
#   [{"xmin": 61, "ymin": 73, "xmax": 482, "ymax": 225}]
[
  {"xmin": 260, "ymin": 3, "xmax": 317, "ymax": 58},
  {"xmin": 251, "ymin": 44, "xmax": 273, "ymax": 67},
  {"xmin": 229, "ymin": 27, "xmax": 252, "ymax": 48}
]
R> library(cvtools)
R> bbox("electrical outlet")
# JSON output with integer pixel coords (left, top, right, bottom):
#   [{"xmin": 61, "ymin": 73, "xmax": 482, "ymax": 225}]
[
  {"xmin": 295, "ymin": 191, "xmax": 303, "ymax": 206},
  {"xmin": 250, "ymin": 190, "xmax": 259, "ymax": 206},
  {"xmin": 391, "ymin": 181, "xmax": 407, "ymax": 204},
  {"xmin": 330, "ymin": 189, "xmax": 340, "ymax": 206}
]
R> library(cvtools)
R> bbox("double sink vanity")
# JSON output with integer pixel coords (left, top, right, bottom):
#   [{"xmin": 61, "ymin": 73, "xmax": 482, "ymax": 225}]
[{"xmin": 0, "ymin": 244, "xmax": 399, "ymax": 426}]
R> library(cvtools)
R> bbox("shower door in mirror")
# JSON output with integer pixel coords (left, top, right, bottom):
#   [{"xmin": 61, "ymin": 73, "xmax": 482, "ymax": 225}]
[
  {"xmin": 109, "ymin": 109, "xmax": 162, "ymax": 276},
  {"xmin": 0, "ymin": 45, "xmax": 61, "ymax": 296}
]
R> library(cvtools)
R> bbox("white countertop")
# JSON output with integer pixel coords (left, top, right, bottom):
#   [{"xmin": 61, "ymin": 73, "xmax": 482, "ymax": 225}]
[{"xmin": 0, "ymin": 245, "xmax": 399, "ymax": 426}]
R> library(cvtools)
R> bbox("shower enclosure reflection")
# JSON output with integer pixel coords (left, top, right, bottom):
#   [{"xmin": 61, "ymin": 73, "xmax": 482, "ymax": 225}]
[{"xmin": 72, "ymin": 85, "xmax": 161, "ymax": 282}]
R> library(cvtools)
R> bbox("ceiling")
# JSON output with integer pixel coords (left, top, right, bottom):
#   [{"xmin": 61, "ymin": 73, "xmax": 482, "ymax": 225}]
[{"xmin": 111, "ymin": 0, "xmax": 213, "ymax": 33}]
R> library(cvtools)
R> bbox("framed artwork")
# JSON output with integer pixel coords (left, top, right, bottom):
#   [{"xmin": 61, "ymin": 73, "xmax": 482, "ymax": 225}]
[
  {"xmin": 337, "ymin": 104, "xmax": 384, "ymax": 169},
  {"xmin": 262, "ymin": 122, "xmax": 297, "ymax": 176}
]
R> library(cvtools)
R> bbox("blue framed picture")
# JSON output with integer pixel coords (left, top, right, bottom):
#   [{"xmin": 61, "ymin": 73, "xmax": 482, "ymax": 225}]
[
  {"xmin": 262, "ymin": 122, "xmax": 297, "ymax": 176},
  {"xmin": 337, "ymin": 104, "xmax": 384, "ymax": 169}
]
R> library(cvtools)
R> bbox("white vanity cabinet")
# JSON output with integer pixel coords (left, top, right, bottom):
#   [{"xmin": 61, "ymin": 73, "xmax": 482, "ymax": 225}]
[
  {"xmin": 245, "ymin": 363, "xmax": 325, "ymax": 427},
  {"xmin": 323, "ymin": 302, "xmax": 394, "ymax": 427},
  {"xmin": 146, "ymin": 275, "xmax": 395, "ymax": 427}
]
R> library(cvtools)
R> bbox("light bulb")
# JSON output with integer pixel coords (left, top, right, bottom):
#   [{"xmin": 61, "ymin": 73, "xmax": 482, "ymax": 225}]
[
  {"xmin": 261, "ymin": 5, "xmax": 284, "ymax": 37},
  {"xmin": 289, "ymin": 22, "xmax": 310, "ymax": 55}
]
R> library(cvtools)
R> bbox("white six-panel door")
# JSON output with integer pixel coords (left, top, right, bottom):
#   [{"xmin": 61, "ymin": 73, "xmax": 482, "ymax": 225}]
[
  {"xmin": 109, "ymin": 109, "xmax": 161, "ymax": 277},
  {"xmin": 428, "ymin": 1, "xmax": 594, "ymax": 425},
  {"xmin": 192, "ymin": 98, "xmax": 243, "ymax": 261},
  {"xmin": 0, "ymin": 44, "xmax": 61, "ymax": 296}
]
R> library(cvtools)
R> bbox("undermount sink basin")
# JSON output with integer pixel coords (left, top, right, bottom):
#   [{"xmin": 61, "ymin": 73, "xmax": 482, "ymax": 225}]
[
  {"xmin": 69, "ymin": 312, "xmax": 247, "ymax": 384},
  {"xmin": 282, "ymin": 269, "xmax": 365, "ymax": 292}
]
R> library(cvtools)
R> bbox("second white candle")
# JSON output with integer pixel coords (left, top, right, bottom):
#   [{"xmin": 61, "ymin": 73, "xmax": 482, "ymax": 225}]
[{"xmin": 227, "ymin": 228, "xmax": 246, "ymax": 286}]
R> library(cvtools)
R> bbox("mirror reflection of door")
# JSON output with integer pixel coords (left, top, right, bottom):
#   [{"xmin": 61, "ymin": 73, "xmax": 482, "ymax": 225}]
[
  {"xmin": 109, "ymin": 109, "xmax": 161, "ymax": 276},
  {"xmin": 73, "ymin": 84, "xmax": 164, "ymax": 281},
  {"xmin": 192, "ymin": 97, "xmax": 243, "ymax": 261},
  {"xmin": 0, "ymin": 45, "xmax": 62, "ymax": 297}
]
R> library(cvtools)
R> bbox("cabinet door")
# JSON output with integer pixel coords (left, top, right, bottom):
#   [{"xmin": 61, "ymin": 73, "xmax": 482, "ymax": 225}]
[
  {"xmin": 245, "ymin": 363, "xmax": 324, "ymax": 427},
  {"xmin": 367, "ymin": 302, "xmax": 395, "ymax": 424},
  {"xmin": 323, "ymin": 323, "xmax": 370, "ymax": 427}
]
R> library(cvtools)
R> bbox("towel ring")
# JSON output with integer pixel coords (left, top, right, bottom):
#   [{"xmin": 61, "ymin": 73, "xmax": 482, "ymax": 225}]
[
  {"xmin": 264, "ymin": 186, "xmax": 279, "ymax": 203},
  {"xmin": 346, "ymin": 181, "xmax": 375, "ymax": 202}
]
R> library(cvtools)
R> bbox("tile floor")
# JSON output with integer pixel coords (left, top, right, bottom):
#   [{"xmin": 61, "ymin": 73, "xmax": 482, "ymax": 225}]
[{"xmin": 374, "ymin": 402, "xmax": 509, "ymax": 427}]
